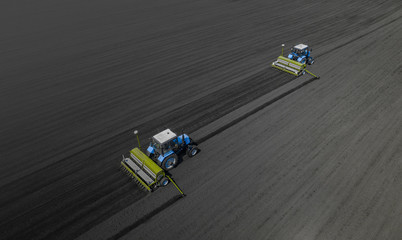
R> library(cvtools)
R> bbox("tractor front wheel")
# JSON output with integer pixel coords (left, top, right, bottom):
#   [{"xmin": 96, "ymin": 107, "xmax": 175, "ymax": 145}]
[
  {"xmin": 162, "ymin": 154, "xmax": 178, "ymax": 170},
  {"xmin": 187, "ymin": 146, "xmax": 199, "ymax": 157}
]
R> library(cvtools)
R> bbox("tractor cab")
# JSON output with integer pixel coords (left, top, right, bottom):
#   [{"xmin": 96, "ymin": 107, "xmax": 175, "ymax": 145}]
[
  {"xmin": 291, "ymin": 44, "xmax": 308, "ymax": 56},
  {"xmin": 149, "ymin": 129, "xmax": 177, "ymax": 156},
  {"xmin": 287, "ymin": 43, "xmax": 314, "ymax": 65},
  {"xmin": 146, "ymin": 129, "xmax": 199, "ymax": 170}
]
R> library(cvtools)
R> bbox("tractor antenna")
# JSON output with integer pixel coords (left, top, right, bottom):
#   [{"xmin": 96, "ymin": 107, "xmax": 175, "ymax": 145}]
[
  {"xmin": 134, "ymin": 130, "xmax": 145, "ymax": 168},
  {"xmin": 134, "ymin": 130, "xmax": 141, "ymax": 150}
]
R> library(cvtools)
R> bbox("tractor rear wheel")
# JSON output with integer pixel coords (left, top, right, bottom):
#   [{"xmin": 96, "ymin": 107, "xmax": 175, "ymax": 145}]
[
  {"xmin": 162, "ymin": 154, "xmax": 178, "ymax": 170},
  {"xmin": 187, "ymin": 146, "xmax": 199, "ymax": 157}
]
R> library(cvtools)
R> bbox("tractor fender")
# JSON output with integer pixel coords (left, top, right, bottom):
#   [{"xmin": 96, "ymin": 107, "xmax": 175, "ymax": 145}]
[
  {"xmin": 287, "ymin": 54, "xmax": 294, "ymax": 59},
  {"xmin": 178, "ymin": 134, "xmax": 191, "ymax": 145},
  {"xmin": 177, "ymin": 135, "xmax": 184, "ymax": 144},
  {"xmin": 147, "ymin": 145, "xmax": 155, "ymax": 154},
  {"xmin": 158, "ymin": 150, "xmax": 175, "ymax": 162},
  {"xmin": 297, "ymin": 56, "xmax": 305, "ymax": 62},
  {"xmin": 183, "ymin": 134, "xmax": 191, "ymax": 145}
]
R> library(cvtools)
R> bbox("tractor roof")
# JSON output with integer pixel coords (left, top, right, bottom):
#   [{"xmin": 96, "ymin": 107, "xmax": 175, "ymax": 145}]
[
  {"xmin": 294, "ymin": 43, "xmax": 308, "ymax": 50},
  {"xmin": 153, "ymin": 129, "xmax": 177, "ymax": 144}
]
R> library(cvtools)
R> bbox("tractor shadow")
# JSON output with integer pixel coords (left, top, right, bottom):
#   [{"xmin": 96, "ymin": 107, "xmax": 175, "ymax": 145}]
[{"xmin": 174, "ymin": 148, "xmax": 202, "ymax": 167}]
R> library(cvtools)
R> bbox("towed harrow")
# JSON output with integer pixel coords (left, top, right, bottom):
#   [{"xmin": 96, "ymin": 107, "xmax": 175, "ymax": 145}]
[{"xmin": 120, "ymin": 147, "xmax": 185, "ymax": 196}]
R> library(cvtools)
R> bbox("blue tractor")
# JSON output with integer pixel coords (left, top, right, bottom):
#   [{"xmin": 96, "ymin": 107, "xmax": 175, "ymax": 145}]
[
  {"xmin": 146, "ymin": 129, "xmax": 199, "ymax": 170},
  {"xmin": 287, "ymin": 43, "xmax": 315, "ymax": 65}
]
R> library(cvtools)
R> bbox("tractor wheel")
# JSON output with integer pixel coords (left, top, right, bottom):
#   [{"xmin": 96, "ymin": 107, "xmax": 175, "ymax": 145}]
[
  {"xmin": 162, "ymin": 154, "xmax": 178, "ymax": 170},
  {"xmin": 159, "ymin": 177, "xmax": 169, "ymax": 187},
  {"xmin": 309, "ymin": 58, "xmax": 315, "ymax": 65},
  {"xmin": 187, "ymin": 146, "xmax": 199, "ymax": 157}
]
